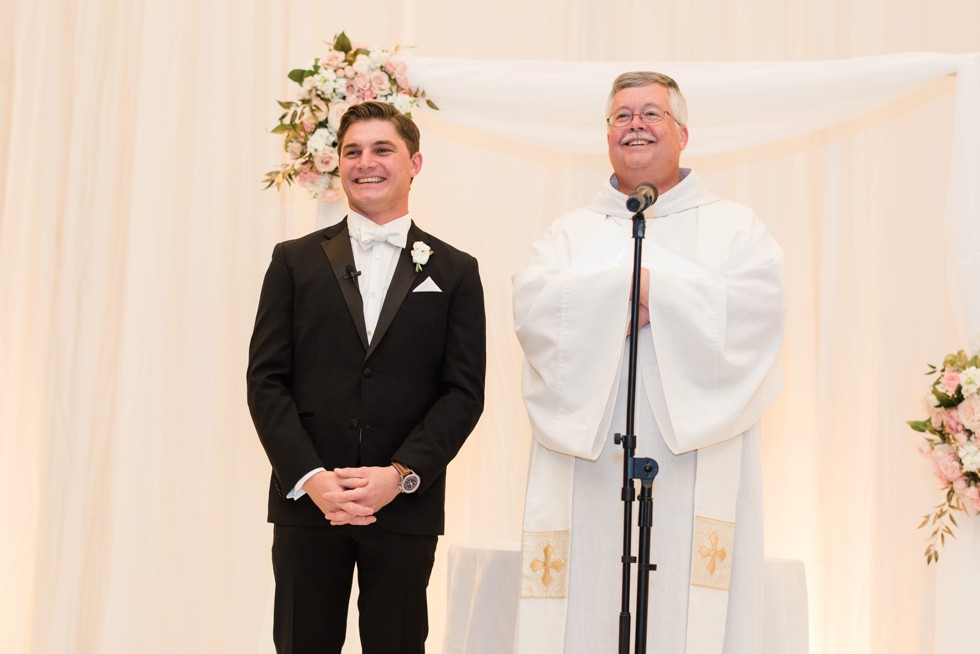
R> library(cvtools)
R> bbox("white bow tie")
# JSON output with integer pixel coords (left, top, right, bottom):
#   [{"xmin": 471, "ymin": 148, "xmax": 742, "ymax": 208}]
[{"xmin": 355, "ymin": 222, "xmax": 408, "ymax": 249}]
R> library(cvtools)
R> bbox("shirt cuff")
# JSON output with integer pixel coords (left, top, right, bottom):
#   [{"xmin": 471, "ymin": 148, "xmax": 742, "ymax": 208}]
[{"xmin": 287, "ymin": 467, "xmax": 326, "ymax": 500}]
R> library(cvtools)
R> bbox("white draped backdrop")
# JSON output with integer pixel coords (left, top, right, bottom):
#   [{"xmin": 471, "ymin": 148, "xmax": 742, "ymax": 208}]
[{"xmin": 1, "ymin": 1, "xmax": 978, "ymax": 652}]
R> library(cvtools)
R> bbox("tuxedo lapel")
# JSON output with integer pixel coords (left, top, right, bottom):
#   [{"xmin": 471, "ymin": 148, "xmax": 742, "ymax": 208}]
[
  {"xmin": 364, "ymin": 223, "xmax": 423, "ymax": 360},
  {"xmin": 320, "ymin": 219, "xmax": 370, "ymax": 351}
]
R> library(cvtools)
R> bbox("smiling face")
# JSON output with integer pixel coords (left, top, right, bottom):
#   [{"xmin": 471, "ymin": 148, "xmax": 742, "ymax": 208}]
[
  {"xmin": 606, "ymin": 84, "xmax": 688, "ymax": 195},
  {"xmin": 338, "ymin": 119, "xmax": 422, "ymax": 225}
]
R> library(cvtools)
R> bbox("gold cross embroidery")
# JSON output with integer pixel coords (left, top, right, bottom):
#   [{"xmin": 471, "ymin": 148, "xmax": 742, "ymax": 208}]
[
  {"xmin": 698, "ymin": 531, "xmax": 727, "ymax": 575},
  {"xmin": 529, "ymin": 543, "xmax": 566, "ymax": 587}
]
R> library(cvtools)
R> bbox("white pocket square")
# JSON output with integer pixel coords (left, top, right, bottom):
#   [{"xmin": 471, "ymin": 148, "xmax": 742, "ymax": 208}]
[{"xmin": 413, "ymin": 277, "xmax": 442, "ymax": 293}]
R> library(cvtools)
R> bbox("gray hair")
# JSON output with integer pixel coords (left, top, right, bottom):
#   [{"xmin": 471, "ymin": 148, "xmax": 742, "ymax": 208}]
[{"xmin": 606, "ymin": 72, "xmax": 688, "ymax": 125}]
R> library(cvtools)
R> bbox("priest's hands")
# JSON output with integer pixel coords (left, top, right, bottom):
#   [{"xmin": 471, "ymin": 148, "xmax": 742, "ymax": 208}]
[
  {"xmin": 302, "ymin": 469, "xmax": 377, "ymax": 526},
  {"xmin": 628, "ymin": 267, "xmax": 651, "ymax": 334}
]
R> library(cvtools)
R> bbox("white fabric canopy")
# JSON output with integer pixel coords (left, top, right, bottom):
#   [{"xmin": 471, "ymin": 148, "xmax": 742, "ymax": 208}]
[
  {"xmin": 410, "ymin": 52, "xmax": 980, "ymax": 342},
  {"xmin": 412, "ymin": 53, "xmax": 960, "ymax": 155}
]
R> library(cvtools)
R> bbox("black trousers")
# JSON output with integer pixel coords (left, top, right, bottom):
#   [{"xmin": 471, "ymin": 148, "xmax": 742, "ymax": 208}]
[{"xmin": 272, "ymin": 523, "xmax": 438, "ymax": 654}]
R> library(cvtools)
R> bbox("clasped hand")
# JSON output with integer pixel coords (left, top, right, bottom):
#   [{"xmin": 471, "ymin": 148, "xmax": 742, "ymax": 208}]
[{"xmin": 302, "ymin": 466, "xmax": 402, "ymax": 526}]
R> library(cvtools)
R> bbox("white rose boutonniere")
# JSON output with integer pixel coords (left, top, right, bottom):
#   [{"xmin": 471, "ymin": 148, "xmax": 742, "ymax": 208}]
[{"xmin": 411, "ymin": 241, "xmax": 433, "ymax": 272}]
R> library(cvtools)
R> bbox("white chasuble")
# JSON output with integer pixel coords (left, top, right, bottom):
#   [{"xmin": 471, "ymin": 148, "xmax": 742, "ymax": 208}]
[{"xmin": 513, "ymin": 170, "xmax": 785, "ymax": 653}]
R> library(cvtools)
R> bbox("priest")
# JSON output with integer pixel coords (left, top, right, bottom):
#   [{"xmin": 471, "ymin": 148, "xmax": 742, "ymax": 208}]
[{"xmin": 513, "ymin": 72, "xmax": 786, "ymax": 653}]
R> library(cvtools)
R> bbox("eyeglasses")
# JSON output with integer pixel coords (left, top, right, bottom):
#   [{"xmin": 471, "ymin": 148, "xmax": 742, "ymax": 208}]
[{"xmin": 606, "ymin": 108, "xmax": 674, "ymax": 127}]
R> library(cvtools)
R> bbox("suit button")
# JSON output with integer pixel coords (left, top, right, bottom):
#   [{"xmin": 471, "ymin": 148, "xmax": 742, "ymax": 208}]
[
  {"xmin": 349, "ymin": 418, "xmax": 358, "ymax": 428},
  {"xmin": 363, "ymin": 367, "xmax": 372, "ymax": 378}
]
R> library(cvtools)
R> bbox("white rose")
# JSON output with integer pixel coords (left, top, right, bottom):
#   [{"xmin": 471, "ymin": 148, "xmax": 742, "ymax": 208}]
[
  {"xmin": 411, "ymin": 241, "xmax": 432, "ymax": 269},
  {"xmin": 392, "ymin": 94, "xmax": 416, "ymax": 114},
  {"xmin": 327, "ymin": 101, "xmax": 351, "ymax": 133},
  {"xmin": 351, "ymin": 54, "xmax": 371, "ymax": 74}
]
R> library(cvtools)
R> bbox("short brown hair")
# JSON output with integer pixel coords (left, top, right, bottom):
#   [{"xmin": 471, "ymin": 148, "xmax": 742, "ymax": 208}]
[
  {"xmin": 606, "ymin": 72, "xmax": 688, "ymax": 125},
  {"xmin": 336, "ymin": 101, "xmax": 421, "ymax": 155}
]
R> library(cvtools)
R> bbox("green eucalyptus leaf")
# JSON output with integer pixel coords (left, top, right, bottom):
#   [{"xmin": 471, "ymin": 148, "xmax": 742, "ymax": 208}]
[
  {"xmin": 334, "ymin": 31, "xmax": 352, "ymax": 53},
  {"xmin": 288, "ymin": 68, "xmax": 311, "ymax": 85}
]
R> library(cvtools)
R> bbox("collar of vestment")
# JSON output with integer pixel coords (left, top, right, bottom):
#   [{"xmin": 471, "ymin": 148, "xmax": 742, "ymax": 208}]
[
  {"xmin": 588, "ymin": 168, "xmax": 719, "ymax": 221},
  {"xmin": 347, "ymin": 211, "xmax": 411, "ymax": 250}
]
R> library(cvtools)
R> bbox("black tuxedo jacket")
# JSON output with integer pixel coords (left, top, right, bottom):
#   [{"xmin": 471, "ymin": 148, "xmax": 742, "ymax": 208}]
[{"xmin": 246, "ymin": 218, "xmax": 486, "ymax": 536}]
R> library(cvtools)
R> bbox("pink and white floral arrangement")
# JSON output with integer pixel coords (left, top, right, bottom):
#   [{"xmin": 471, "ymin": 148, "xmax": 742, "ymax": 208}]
[
  {"xmin": 263, "ymin": 31, "xmax": 436, "ymax": 201},
  {"xmin": 908, "ymin": 349, "xmax": 980, "ymax": 563}
]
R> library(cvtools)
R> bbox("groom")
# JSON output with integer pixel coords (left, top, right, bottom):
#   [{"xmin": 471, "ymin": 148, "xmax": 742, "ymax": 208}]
[{"xmin": 247, "ymin": 101, "xmax": 486, "ymax": 654}]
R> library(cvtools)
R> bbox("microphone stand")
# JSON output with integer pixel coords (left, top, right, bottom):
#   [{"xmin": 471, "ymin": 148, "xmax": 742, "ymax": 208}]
[{"xmin": 614, "ymin": 204, "xmax": 660, "ymax": 653}]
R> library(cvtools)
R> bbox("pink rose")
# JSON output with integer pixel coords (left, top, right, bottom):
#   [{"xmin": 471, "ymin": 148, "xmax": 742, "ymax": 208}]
[
  {"xmin": 297, "ymin": 165, "xmax": 319, "ymax": 185},
  {"xmin": 395, "ymin": 73, "xmax": 410, "ymax": 89},
  {"xmin": 943, "ymin": 408, "xmax": 964, "ymax": 435},
  {"xmin": 941, "ymin": 369, "xmax": 961, "ymax": 395},
  {"xmin": 958, "ymin": 395, "xmax": 980, "ymax": 432},
  {"xmin": 964, "ymin": 486, "xmax": 980, "ymax": 512},
  {"xmin": 354, "ymin": 73, "xmax": 371, "ymax": 91},
  {"xmin": 286, "ymin": 140, "xmax": 303, "ymax": 159},
  {"xmin": 917, "ymin": 442, "xmax": 933, "ymax": 457},
  {"xmin": 362, "ymin": 88, "xmax": 376, "ymax": 100},
  {"xmin": 370, "ymin": 70, "xmax": 391, "ymax": 94},
  {"xmin": 931, "ymin": 444, "xmax": 965, "ymax": 484},
  {"xmin": 344, "ymin": 66, "xmax": 355, "ymax": 78},
  {"xmin": 301, "ymin": 121, "xmax": 316, "ymax": 133},
  {"xmin": 322, "ymin": 50, "xmax": 345, "ymax": 69},
  {"xmin": 930, "ymin": 406, "xmax": 944, "ymax": 429},
  {"xmin": 383, "ymin": 60, "xmax": 396, "ymax": 74},
  {"xmin": 313, "ymin": 149, "xmax": 338, "ymax": 174},
  {"xmin": 346, "ymin": 81, "xmax": 358, "ymax": 98}
]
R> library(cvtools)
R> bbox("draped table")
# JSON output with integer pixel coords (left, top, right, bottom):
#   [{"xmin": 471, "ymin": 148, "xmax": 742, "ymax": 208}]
[{"xmin": 443, "ymin": 542, "xmax": 808, "ymax": 653}]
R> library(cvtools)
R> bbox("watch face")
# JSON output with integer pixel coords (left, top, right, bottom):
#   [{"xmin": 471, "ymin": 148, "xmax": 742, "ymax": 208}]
[{"xmin": 401, "ymin": 472, "xmax": 421, "ymax": 494}]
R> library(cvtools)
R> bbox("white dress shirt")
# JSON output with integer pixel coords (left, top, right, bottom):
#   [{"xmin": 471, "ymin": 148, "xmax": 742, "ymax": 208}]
[
  {"xmin": 347, "ymin": 211, "xmax": 411, "ymax": 344},
  {"xmin": 289, "ymin": 212, "xmax": 411, "ymax": 500}
]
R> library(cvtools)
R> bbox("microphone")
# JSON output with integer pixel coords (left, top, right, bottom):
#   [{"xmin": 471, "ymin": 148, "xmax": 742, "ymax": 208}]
[
  {"xmin": 626, "ymin": 182, "xmax": 659, "ymax": 213},
  {"xmin": 344, "ymin": 265, "xmax": 362, "ymax": 281}
]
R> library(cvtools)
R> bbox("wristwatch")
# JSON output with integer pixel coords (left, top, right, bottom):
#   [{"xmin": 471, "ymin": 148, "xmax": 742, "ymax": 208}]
[{"xmin": 391, "ymin": 461, "xmax": 420, "ymax": 494}]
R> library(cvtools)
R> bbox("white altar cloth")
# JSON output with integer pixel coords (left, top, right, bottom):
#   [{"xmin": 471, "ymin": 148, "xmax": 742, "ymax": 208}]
[{"xmin": 444, "ymin": 542, "xmax": 808, "ymax": 654}]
